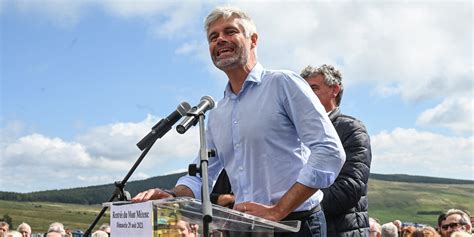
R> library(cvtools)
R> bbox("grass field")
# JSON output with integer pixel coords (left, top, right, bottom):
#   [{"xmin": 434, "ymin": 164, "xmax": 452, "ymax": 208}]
[
  {"xmin": 367, "ymin": 179, "xmax": 474, "ymax": 226},
  {"xmin": 0, "ymin": 200, "xmax": 110, "ymax": 233},
  {"xmin": 1, "ymin": 179, "xmax": 473, "ymax": 233}
]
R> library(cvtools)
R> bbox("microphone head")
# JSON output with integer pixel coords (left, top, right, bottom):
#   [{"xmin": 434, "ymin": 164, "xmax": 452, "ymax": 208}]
[
  {"xmin": 201, "ymin": 95, "xmax": 215, "ymax": 110},
  {"xmin": 177, "ymin": 102, "xmax": 191, "ymax": 116}
]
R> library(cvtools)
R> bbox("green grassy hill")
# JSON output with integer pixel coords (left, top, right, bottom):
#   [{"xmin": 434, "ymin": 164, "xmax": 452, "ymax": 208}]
[
  {"xmin": 1, "ymin": 174, "xmax": 473, "ymax": 233},
  {"xmin": 367, "ymin": 179, "xmax": 473, "ymax": 226}
]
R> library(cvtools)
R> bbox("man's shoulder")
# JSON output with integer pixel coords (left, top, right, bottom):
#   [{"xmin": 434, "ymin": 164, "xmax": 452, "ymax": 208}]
[{"xmin": 333, "ymin": 113, "xmax": 368, "ymax": 131}]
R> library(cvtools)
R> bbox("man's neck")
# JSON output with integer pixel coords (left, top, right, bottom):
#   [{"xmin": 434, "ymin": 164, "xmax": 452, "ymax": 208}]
[{"xmin": 225, "ymin": 61, "xmax": 257, "ymax": 94}]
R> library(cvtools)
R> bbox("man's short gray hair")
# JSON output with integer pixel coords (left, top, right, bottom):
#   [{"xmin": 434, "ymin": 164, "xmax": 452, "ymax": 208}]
[
  {"xmin": 204, "ymin": 6, "xmax": 257, "ymax": 39},
  {"xmin": 445, "ymin": 209, "xmax": 471, "ymax": 225},
  {"xmin": 300, "ymin": 64, "xmax": 344, "ymax": 106},
  {"xmin": 381, "ymin": 222, "xmax": 399, "ymax": 237}
]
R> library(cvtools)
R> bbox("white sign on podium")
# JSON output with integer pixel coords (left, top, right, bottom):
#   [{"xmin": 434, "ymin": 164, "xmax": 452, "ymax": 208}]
[{"xmin": 110, "ymin": 201, "xmax": 153, "ymax": 237}]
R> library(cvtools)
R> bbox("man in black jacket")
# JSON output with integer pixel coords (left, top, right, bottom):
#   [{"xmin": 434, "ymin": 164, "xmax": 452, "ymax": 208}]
[{"xmin": 301, "ymin": 64, "xmax": 372, "ymax": 237}]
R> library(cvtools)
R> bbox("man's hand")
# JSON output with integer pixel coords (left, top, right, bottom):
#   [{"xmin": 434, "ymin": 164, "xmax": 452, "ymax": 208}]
[
  {"xmin": 131, "ymin": 188, "xmax": 172, "ymax": 202},
  {"xmin": 217, "ymin": 194, "xmax": 235, "ymax": 208},
  {"xmin": 234, "ymin": 202, "xmax": 285, "ymax": 221}
]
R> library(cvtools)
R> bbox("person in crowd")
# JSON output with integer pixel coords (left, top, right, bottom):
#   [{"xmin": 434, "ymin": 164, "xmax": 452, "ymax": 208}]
[
  {"xmin": 402, "ymin": 226, "xmax": 417, "ymax": 237},
  {"xmin": 382, "ymin": 222, "xmax": 399, "ymax": 237},
  {"xmin": 91, "ymin": 230, "xmax": 108, "ymax": 237},
  {"xmin": 301, "ymin": 64, "xmax": 372, "ymax": 236},
  {"xmin": 393, "ymin": 220, "xmax": 402, "ymax": 237},
  {"xmin": 98, "ymin": 223, "xmax": 110, "ymax": 235},
  {"xmin": 437, "ymin": 214, "xmax": 446, "ymax": 235},
  {"xmin": 16, "ymin": 223, "xmax": 31, "ymax": 237},
  {"xmin": 420, "ymin": 226, "xmax": 440, "ymax": 237},
  {"xmin": 132, "ymin": 5, "xmax": 346, "ymax": 237},
  {"xmin": 370, "ymin": 218, "xmax": 382, "ymax": 237},
  {"xmin": 4, "ymin": 231, "xmax": 22, "ymax": 237},
  {"xmin": 439, "ymin": 209, "xmax": 471, "ymax": 237},
  {"xmin": 46, "ymin": 222, "xmax": 66, "ymax": 237},
  {"xmin": 450, "ymin": 231, "xmax": 471, "ymax": 237},
  {"xmin": 65, "ymin": 228, "xmax": 72, "ymax": 237},
  {"xmin": 0, "ymin": 222, "xmax": 9, "ymax": 233}
]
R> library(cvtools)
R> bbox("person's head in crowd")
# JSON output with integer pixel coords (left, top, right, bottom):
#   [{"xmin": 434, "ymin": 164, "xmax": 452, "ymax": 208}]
[
  {"xmin": 370, "ymin": 218, "xmax": 382, "ymax": 237},
  {"xmin": 4, "ymin": 231, "xmax": 22, "ymax": 237},
  {"xmin": 99, "ymin": 223, "xmax": 110, "ymax": 234},
  {"xmin": 409, "ymin": 226, "xmax": 441, "ymax": 237},
  {"xmin": 65, "ymin": 228, "xmax": 72, "ymax": 237},
  {"xmin": 382, "ymin": 222, "xmax": 399, "ymax": 237},
  {"xmin": 46, "ymin": 232, "xmax": 63, "ymax": 237},
  {"xmin": 47, "ymin": 222, "xmax": 66, "ymax": 237},
  {"xmin": 176, "ymin": 220, "xmax": 195, "ymax": 237},
  {"xmin": 440, "ymin": 209, "xmax": 471, "ymax": 237},
  {"xmin": 91, "ymin": 230, "xmax": 108, "ymax": 237},
  {"xmin": 16, "ymin": 223, "xmax": 31, "ymax": 237},
  {"xmin": 402, "ymin": 226, "xmax": 417, "ymax": 237},
  {"xmin": 450, "ymin": 231, "xmax": 471, "ymax": 237},
  {"xmin": 0, "ymin": 222, "xmax": 9, "ymax": 233},
  {"xmin": 393, "ymin": 220, "xmax": 402, "ymax": 232},
  {"xmin": 300, "ymin": 64, "xmax": 343, "ymax": 113},
  {"xmin": 437, "ymin": 213, "xmax": 446, "ymax": 234}
]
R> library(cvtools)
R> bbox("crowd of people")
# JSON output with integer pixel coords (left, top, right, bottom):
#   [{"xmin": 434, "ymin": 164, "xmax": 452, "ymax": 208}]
[
  {"xmin": 369, "ymin": 209, "xmax": 473, "ymax": 237},
  {"xmin": 0, "ymin": 208, "xmax": 472, "ymax": 237},
  {"xmin": 0, "ymin": 222, "xmax": 110, "ymax": 237}
]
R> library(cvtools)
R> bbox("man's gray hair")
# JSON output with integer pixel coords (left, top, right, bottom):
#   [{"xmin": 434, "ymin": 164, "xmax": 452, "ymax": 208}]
[
  {"xmin": 445, "ymin": 209, "xmax": 471, "ymax": 225},
  {"xmin": 300, "ymin": 64, "xmax": 344, "ymax": 106},
  {"xmin": 381, "ymin": 222, "xmax": 399, "ymax": 237},
  {"xmin": 204, "ymin": 6, "xmax": 257, "ymax": 39}
]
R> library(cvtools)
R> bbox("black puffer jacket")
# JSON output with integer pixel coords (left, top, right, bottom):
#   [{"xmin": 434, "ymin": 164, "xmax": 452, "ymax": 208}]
[{"xmin": 322, "ymin": 107, "xmax": 372, "ymax": 237}]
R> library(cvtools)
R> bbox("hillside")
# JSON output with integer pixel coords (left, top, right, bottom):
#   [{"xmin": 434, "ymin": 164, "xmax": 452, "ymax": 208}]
[
  {"xmin": 0, "ymin": 173, "xmax": 472, "ymax": 205},
  {"xmin": 0, "ymin": 177, "xmax": 473, "ymax": 233}
]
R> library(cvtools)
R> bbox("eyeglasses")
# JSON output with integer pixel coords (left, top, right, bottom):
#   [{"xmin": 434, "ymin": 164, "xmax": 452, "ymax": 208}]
[{"xmin": 441, "ymin": 222, "xmax": 467, "ymax": 230}]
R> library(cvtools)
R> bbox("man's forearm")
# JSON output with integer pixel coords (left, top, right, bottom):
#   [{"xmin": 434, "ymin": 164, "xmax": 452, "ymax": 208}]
[
  {"xmin": 172, "ymin": 185, "xmax": 195, "ymax": 198},
  {"xmin": 273, "ymin": 182, "xmax": 318, "ymax": 220}
]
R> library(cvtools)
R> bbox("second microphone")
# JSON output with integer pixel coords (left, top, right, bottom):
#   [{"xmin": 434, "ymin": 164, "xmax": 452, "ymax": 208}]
[{"xmin": 176, "ymin": 96, "xmax": 215, "ymax": 134}]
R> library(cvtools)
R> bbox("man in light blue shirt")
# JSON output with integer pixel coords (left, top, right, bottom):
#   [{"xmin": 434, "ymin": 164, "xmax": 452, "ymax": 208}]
[{"xmin": 132, "ymin": 6, "xmax": 345, "ymax": 236}]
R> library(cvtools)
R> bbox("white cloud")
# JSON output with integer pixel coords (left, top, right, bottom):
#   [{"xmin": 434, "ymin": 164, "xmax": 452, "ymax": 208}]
[
  {"xmin": 230, "ymin": 1, "xmax": 472, "ymax": 102},
  {"xmin": 417, "ymin": 96, "xmax": 474, "ymax": 134},
  {"xmin": 0, "ymin": 115, "xmax": 199, "ymax": 193},
  {"xmin": 371, "ymin": 128, "xmax": 473, "ymax": 180}
]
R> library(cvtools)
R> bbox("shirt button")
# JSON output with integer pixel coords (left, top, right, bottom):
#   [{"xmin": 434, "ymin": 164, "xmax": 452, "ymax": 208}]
[
  {"xmin": 235, "ymin": 143, "xmax": 240, "ymax": 147},
  {"xmin": 233, "ymin": 120, "xmax": 238, "ymax": 124},
  {"xmin": 239, "ymin": 166, "xmax": 243, "ymax": 171}
]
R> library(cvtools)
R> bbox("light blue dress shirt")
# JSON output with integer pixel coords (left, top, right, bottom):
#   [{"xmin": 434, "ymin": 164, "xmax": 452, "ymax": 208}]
[{"xmin": 176, "ymin": 63, "xmax": 345, "ymax": 211}]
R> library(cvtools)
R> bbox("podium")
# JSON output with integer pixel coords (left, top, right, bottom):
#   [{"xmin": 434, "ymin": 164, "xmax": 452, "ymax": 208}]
[{"xmin": 106, "ymin": 197, "xmax": 300, "ymax": 236}]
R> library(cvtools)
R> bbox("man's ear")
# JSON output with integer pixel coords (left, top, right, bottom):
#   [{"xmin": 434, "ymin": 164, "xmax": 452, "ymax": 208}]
[
  {"xmin": 250, "ymin": 33, "xmax": 258, "ymax": 49},
  {"xmin": 332, "ymin": 84, "xmax": 341, "ymax": 98}
]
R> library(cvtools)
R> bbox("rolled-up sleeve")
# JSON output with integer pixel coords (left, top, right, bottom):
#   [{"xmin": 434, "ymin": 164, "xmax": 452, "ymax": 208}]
[{"xmin": 281, "ymin": 72, "xmax": 346, "ymax": 189}]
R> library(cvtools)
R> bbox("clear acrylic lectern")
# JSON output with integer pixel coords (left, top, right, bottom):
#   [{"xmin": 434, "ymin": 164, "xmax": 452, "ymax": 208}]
[{"xmin": 106, "ymin": 197, "xmax": 300, "ymax": 236}]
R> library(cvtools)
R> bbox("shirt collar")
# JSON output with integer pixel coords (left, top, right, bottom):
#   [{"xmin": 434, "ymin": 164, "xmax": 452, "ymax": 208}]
[{"xmin": 224, "ymin": 63, "xmax": 263, "ymax": 97}]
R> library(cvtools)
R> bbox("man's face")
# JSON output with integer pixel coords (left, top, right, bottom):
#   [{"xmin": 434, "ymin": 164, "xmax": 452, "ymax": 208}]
[
  {"xmin": 207, "ymin": 16, "xmax": 254, "ymax": 71},
  {"xmin": 0, "ymin": 224, "xmax": 8, "ymax": 233},
  {"xmin": 440, "ymin": 214, "xmax": 470, "ymax": 237},
  {"xmin": 305, "ymin": 74, "xmax": 337, "ymax": 112},
  {"xmin": 19, "ymin": 229, "xmax": 31, "ymax": 237},
  {"xmin": 46, "ymin": 232, "xmax": 63, "ymax": 237}
]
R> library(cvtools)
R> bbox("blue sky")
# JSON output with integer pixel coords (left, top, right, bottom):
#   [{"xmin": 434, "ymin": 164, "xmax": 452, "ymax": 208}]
[{"xmin": 1, "ymin": 0, "xmax": 472, "ymax": 193}]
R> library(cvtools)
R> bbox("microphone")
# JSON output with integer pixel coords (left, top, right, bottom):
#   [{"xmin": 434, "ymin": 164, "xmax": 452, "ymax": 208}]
[
  {"xmin": 136, "ymin": 102, "xmax": 191, "ymax": 150},
  {"xmin": 176, "ymin": 96, "xmax": 215, "ymax": 134}
]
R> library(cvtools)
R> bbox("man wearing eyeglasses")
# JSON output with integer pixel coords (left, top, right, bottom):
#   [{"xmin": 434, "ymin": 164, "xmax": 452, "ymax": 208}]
[{"xmin": 440, "ymin": 209, "xmax": 471, "ymax": 237}]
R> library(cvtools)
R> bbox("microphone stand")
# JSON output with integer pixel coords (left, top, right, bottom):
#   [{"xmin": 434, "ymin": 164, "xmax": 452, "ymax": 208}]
[
  {"xmin": 83, "ymin": 124, "xmax": 167, "ymax": 236},
  {"xmin": 188, "ymin": 111, "xmax": 213, "ymax": 237}
]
